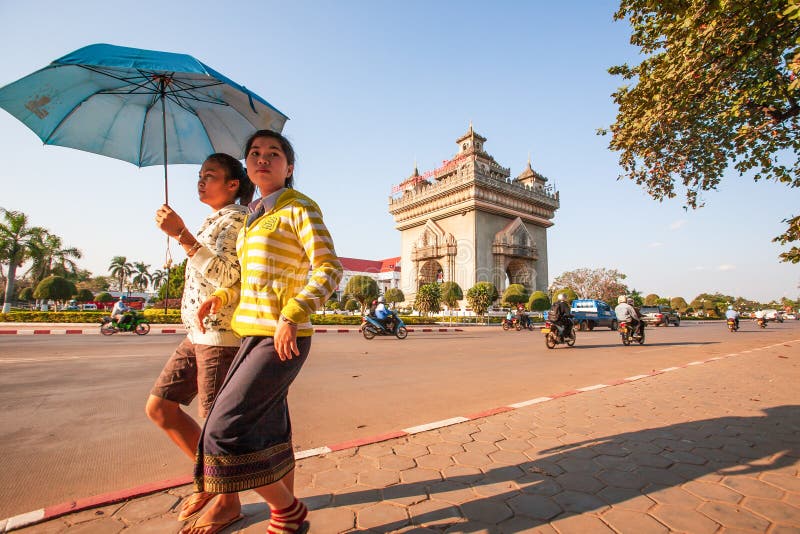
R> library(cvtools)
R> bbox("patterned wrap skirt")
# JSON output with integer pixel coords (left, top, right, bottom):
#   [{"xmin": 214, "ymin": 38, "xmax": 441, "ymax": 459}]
[{"xmin": 193, "ymin": 335, "xmax": 311, "ymax": 493}]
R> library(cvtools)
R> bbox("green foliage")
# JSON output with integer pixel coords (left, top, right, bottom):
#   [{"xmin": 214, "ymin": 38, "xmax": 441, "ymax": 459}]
[
  {"xmin": 415, "ymin": 283, "xmax": 442, "ymax": 316},
  {"xmin": 439, "ymin": 282, "xmax": 462, "ymax": 309},
  {"xmin": 627, "ymin": 289, "xmax": 644, "ymax": 308},
  {"xmin": 157, "ymin": 260, "xmax": 186, "ymax": 301},
  {"xmin": 0, "ymin": 207, "xmax": 46, "ymax": 311},
  {"xmin": 502, "ymin": 284, "xmax": 529, "ymax": 306},
  {"xmin": 384, "ymin": 287, "xmax": 405, "ymax": 308},
  {"xmin": 0, "ymin": 310, "xmax": 182, "ymax": 323},
  {"xmin": 670, "ymin": 297, "xmax": 689, "ymax": 313},
  {"xmin": 643, "ymin": 293, "xmax": 660, "ymax": 306},
  {"xmin": 528, "ymin": 290, "xmax": 551, "ymax": 311},
  {"xmin": 27, "ymin": 232, "xmax": 81, "ymax": 285},
  {"xmin": 344, "ymin": 298, "xmax": 360, "ymax": 312},
  {"xmin": 108, "ymin": 256, "xmax": 133, "ymax": 292},
  {"xmin": 344, "ymin": 275, "xmax": 379, "ymax": 313},
  {"xmin": 466, "ymin": 282, "xmax": 498, "ymax": 316},
  {"xmin": 131, "ymin": 261, "xmax": 152, "ymax": 292},
  {"xmin": 602, "ymin": 0, "xmax": 800, "ymax": 262},
  {"xmin": 95, "ymin": 291, "xmax": 114, "ymax": 302},
  {"xmin": 550, "ymin": 287, "xmax": 578, "ymax": 304},
  {"xmin": 74, "ymin": 288, "xmax": 94, "ymax": 302},
  {"xmin": 18, "ymin": 287, "xmax": 33, "ymax": 301},
  {"xmin": 33, "ymin": 275, "xmax": 76, "ymax": 301}
]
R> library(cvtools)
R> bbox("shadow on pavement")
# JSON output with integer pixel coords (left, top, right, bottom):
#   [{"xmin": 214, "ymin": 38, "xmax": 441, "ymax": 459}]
[
  {"xmin": 566, "ymin": 341, "xmax": 720, "ymax": 350},
  {"xmin": 299, "ymin": 405, "xmax": 800, "ymax": 531}
]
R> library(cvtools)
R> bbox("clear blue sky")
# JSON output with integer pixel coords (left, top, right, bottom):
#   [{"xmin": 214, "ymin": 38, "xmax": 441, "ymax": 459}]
[{"xmin": 1, "ymin": 1, "xmax": 797, "ymax": 303}]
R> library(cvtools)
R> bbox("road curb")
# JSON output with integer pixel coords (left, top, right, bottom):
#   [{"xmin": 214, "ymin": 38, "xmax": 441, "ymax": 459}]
[
  {"xmin": 0, "ymin": 326, "xmax": 465, "ymax": 336},
  {"xmin": 3, "ymin": 337, "xmax": 796, "ymax": 532}
]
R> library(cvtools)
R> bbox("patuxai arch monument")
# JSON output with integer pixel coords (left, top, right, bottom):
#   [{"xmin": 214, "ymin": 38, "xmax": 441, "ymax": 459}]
[{"xmin": 388, "ymin": 125, "xmax": 560, "ymax": 306}]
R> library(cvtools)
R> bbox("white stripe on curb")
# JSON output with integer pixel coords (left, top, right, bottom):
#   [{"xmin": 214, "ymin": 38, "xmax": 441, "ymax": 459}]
[
  {"xmin": 624, "ymin": 374, "xmax": 650, "ymax": 381},
  {"xmin": 404, "ymin": 417, "xmax": 470, "ymax": 434},
  {"xmin": 509, "ymin": 396, "xmax": 553, "ymax": 408},
  {"xmin": 295, "ymin": 446, "xmax": 332, "ymax": 459},
  {"xmin": 3, "ymin": 510, "xmax": 44, "ymax": 533},
  {"xmin": 577, "ymin": 384, "xmax": 609, "ymax": 392}
]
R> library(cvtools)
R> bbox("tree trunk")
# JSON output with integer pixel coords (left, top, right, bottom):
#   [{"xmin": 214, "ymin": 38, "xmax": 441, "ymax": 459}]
[{"xmin": 2, "ymin": 263, "xmax": 18, "ymax": 314}]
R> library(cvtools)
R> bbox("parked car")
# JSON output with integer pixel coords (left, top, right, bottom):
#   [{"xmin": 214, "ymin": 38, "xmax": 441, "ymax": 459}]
[
  {"xmin": 639, "ymin": 305, "xmax": 680, "ymax": 327},
  {"xmin": 763, "ymin": 309, "xmax": 784, "ymax": 322},
  {"xmin": 81, "ymin": 303, "xmax": 98, "ymax": 311},
  {"xmin": 785, "ymin": 313, "xmax": 797, "ymax": 320}
]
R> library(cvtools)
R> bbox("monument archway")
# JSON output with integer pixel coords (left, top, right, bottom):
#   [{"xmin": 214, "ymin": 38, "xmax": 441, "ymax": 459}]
[
  {"xmin": 505, "ymin": 259, "xmax": 533, "ymax": 288},
  {"xmin": 418, "ymin": 259, "xmax": 444, "ymax": 287},
  {"xmin": 389, "ymin": 126, "xmax": 560, "ymax": 305}
]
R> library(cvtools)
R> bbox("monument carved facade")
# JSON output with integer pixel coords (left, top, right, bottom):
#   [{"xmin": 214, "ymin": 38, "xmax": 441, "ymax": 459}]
[{"xmin": 388, "ymin": 126, "xmax": 560, "ymax": 305}]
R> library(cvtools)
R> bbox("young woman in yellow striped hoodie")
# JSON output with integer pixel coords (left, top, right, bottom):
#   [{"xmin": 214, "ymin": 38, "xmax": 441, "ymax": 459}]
[{"xmin": 190, "ymin": 130, "xmax": 342, "ymax": 534}]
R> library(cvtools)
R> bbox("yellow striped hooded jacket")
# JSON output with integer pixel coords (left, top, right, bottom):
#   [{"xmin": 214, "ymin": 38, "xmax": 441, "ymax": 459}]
[{"xmin": 213, "ymin": 188, "xmax": 342, "ymax": 337}]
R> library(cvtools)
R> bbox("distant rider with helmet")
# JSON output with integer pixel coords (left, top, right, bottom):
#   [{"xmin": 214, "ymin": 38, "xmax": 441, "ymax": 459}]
[
  {"xmin": 375, "ymin": 296, "xmax": 393, "ymax": 331},
  {"xmin": 549, "ymin": 293, "xmax": 573, "ymax": 338},
  {"xmin": 725, "ymin": 305, "xmax": 740, "ymax": 329},
  {"xmin": 516, "ymin": 304, "xmax": 531, "ymax": 329},
  {"xmin": 111, "ymin": 295, "xmax": 132, "ymax": 327},
  {"xmin": 614, "ymin": 295, "xmax": 643, "ymax": 338}
]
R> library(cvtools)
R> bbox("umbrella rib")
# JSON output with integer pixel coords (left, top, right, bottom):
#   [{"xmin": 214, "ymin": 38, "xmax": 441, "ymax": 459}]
[
  {"xmin": 79, "ymin": 66, "xmax": 160, "ymax": 93},
  {"xmin": 137, "ymin": 92, "xmax": 162, "ymax": 167}
]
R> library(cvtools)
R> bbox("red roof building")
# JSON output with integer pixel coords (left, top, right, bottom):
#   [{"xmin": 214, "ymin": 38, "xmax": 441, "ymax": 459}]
[{"xmin": 337, "ymin": 256, "xmax": 401, "ymax": 298}]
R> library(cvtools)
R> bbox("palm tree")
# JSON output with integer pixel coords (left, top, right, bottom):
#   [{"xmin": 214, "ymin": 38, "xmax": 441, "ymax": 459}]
[
  {"xmin": 27, "ymin": 232, "xmax": 82, "ymax": 285},
  {"xmin": 108, "ymin": 256, "xmax": 133, "ymax": 293},
  {"xmin": 150, "ymin": 269, "xmax": 167, "ymax": 293},
  {"xmin": 131, "ymin": 262, "xmax": 152, "ymax": 292},
  {"xmin": 0, "ymin": 208, "xmax": 46, "ymax": 313}
]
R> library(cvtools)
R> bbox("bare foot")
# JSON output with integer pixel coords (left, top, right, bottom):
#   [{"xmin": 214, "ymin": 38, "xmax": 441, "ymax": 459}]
[
  {"xmin": 178, "ymin": 492, "xmax": 216, "ymax": 522},
  {"xmin": 181, "ymin": 494, "xmax": 241, "ymax": 534}
]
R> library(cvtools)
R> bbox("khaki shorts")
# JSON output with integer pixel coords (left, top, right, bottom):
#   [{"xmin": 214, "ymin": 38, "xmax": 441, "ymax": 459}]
[{"xmin": 151, "ymin": 337, "xmax": 239, "ymax": 418}]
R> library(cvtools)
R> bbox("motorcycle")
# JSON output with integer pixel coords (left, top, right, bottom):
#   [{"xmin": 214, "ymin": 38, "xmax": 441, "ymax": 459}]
[
  {"xmin": 361, "ymin": 311, "xmax": 408, "ymax": 340},
  {"xmin": 619, "ymin": 321, "xmax": 645, "ymax": 345},
  {"xmin": 100, "ymin": 312, "xmax": 150, "ymax": 336},
  {"xmin": 502, "ymin": 316, "xmax": 533, "ymax": 331},
  {"xmin": 756, "ymin": 317, "xmax": 767, "ymax": 328},
  {"xmin": 541, "ymin": 318, "xmax": 576, "ymax": 349},
  {"xmin": 726, "ymin": 318, "xmax": 739, "ymax": 332}
]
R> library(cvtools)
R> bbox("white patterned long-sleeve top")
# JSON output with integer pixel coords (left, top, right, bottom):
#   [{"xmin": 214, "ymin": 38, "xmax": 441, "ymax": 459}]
[{"xmin": 182, "ymin": 204, "xmax": 248, "ymax": 346}]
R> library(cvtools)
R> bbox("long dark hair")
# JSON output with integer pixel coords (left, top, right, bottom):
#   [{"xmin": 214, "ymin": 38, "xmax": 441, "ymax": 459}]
[
  {"xmin": 204, "ymin": 153, "xmax": 255, "ymax": 205},
  {"xmin": 244, "ymin": 130, "xmax": 296, "ymax": 189}
]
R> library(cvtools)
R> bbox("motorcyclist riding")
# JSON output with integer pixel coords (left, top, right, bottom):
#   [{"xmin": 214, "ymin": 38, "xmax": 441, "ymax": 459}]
[
  {"xmin": 614, "ymin": 295, "xmax": 643, "ymax": 338},
  {"xmin": 516, "ymin": 305, "xmax": 530, "ymax": 329},
  {"xmin": 375, "ymin": 296, "xmax": 393, "ymax": 331},
  {"xmin": 725, "ymin": 305, "xmax": 740, "ymax": 329},
  {"xmin": 549, "ymin": 293, "xmax": 572, "ymax": 338},
  {"xmin": 111, "ymin": 296, "xmax": 132, "ymax": 327}
]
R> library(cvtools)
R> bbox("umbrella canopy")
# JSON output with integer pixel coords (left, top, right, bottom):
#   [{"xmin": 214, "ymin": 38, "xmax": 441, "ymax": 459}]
[{"xmin": 0, "ymin": 43, "xmax": 288, "ymax": 169}]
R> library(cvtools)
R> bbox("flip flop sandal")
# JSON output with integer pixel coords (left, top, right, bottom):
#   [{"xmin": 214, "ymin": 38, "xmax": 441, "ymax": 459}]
[
  {"xmin": 177, "ymin": 492, "xmax": 217, "ymax": 522},
  {"xmin": 182, "ymin": 514, "xmax": 243, "ymax": 534}
]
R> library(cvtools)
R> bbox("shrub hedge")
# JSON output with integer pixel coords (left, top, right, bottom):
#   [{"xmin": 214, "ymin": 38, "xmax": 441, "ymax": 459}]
[{"xmin": 0, "ymin": 311, "xmax": 438, "ymax": 326}]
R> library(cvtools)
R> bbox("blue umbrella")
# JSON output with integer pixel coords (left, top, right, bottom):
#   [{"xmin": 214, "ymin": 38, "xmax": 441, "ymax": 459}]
[{"xmin": 0, "ymin": 43, "xmax": 289, "ymax": 202}]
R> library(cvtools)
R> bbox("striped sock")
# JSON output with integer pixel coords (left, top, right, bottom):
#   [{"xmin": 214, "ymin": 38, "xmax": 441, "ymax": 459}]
[{"xmin": 267, "ymin": 498, "xmax": 308, "ymax": 534}]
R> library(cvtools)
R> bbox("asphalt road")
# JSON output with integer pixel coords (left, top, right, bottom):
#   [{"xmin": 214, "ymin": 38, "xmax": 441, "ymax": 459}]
[{"xmin": 1, "ymin": 320, "xmax": 798, "ymax": 518}]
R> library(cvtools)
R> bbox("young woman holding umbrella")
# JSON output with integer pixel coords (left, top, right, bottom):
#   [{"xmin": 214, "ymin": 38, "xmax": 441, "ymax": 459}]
[
  {"xmin": 191, "ymin": 130, "xmax": 342, "ymax": 534},
  {"xmin": 148, "ymin": 152, "xmax": 254, "ymax": 529}
]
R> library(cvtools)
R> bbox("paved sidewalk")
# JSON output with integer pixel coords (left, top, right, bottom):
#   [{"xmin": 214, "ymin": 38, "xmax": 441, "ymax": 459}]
[{"xmin": 5, "ymin": 340, "xmax": 799, "ymax": 533}]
